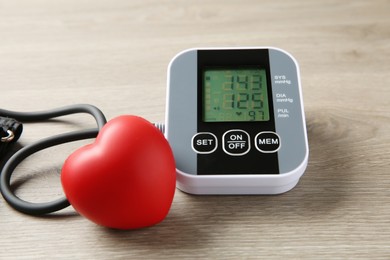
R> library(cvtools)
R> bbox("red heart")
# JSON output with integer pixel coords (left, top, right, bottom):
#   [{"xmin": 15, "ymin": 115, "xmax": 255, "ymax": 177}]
[{"xmin": 61, "ymin": 115, "xmax": 176, "ymax": 229}]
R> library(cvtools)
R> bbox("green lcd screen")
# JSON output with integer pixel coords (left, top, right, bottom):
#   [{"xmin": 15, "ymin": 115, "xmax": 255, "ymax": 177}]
[{"xmin": 203, "ymin": 68, "xmax": 270, "ymax": 122}]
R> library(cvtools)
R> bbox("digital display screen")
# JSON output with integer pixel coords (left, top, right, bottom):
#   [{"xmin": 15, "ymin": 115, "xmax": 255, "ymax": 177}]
[{"xmin": 203, "ymin": 68, "xmax": 270, "ymax": 122}]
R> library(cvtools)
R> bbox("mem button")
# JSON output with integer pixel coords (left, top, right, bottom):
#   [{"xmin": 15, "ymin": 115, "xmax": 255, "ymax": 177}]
[
  {"xmin": 192, "ymin": 132, "xmax": 218, "ymax": 154},
  {"xmin": 255, "ymin": 131, "xmax": 281, "ymax": 153}
]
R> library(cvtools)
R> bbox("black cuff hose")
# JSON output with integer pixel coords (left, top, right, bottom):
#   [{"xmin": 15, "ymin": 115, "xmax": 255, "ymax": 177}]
[{"xmin": 0, "ymin": 104, "xmax": 107, "ymax": 215}]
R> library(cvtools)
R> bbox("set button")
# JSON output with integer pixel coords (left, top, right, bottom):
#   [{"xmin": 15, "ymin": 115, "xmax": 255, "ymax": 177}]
[{"xmin": 192, "ymin": 132, "xmax": 217, "ymax": 154}]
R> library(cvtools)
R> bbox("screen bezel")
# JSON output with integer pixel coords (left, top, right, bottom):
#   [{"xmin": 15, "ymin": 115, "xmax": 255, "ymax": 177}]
[{"xmin": 196, "ymin": 49, "xmax": 279, "ymax": 175}]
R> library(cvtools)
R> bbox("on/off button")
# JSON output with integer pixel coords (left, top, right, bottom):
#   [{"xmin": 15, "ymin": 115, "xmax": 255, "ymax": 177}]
[{"xmin": 223, "ymin": 130, "xmax": 250, "ymax": 156}]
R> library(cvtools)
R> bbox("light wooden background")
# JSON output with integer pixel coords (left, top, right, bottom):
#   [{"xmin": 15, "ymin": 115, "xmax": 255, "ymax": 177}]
[{"xmin": 0, "ymin": 0, "xmax": 389, "ymax": 259}]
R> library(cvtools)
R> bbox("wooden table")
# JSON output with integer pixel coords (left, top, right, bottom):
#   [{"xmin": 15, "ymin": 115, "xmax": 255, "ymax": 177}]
[{"xmin": 0, "ymin": 0, "xmax": 389, "ymax": 258}]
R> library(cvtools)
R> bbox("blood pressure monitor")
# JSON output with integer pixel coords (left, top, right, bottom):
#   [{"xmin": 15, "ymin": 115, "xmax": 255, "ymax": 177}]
[{"xmin": 165, "ymin": 47, "xmax": 309, "ymax": 194}]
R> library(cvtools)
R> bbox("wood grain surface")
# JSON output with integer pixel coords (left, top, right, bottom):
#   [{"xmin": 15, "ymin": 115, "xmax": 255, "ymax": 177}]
[{"xmin": 0, "ymin": 0, "xmax": 389, "ymax": 259}]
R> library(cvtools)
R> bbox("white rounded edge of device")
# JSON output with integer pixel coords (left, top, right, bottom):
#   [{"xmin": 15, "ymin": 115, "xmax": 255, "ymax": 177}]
[
  {"xmin": 175, "ymin": 149, "xmax": 309, "ymax": 195},
  {"xmin": 166, "ymin": 46, "xmax": 300, "ymax": 74}
]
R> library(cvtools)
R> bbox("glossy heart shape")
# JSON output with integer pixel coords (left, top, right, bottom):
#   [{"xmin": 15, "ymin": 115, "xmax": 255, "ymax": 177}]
[{"xmin": 61, "ymin": 115, "xmax": 176, "ymax": 229}]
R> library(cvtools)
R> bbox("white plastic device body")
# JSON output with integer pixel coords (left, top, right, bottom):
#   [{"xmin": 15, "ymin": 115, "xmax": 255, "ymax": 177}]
[{"xmin": 165, "ymin": 47, "xmax": 309, "ymax": 195}]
